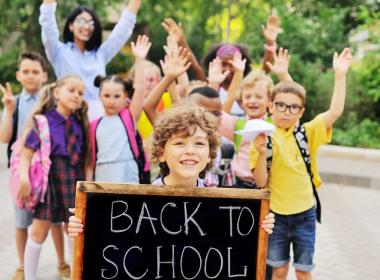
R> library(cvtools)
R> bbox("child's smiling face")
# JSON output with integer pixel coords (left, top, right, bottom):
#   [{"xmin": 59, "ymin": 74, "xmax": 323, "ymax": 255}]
[
  {"xmin": 159, "ymin": 125, "xmax": 211, "ymax": 184},
  {"xmin": 241, "ymin": 81, "xmax": 270, "ymax": 119}
]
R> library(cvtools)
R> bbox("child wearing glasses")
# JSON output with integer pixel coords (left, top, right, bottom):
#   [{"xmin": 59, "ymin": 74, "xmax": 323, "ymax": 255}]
[
  {"xmin": 39, "ymin": 0, "xmax": 141, "ymax": 120},
  {"xmin": 250, "ymin": 48, "xmax": 352, "ymax": 280}
]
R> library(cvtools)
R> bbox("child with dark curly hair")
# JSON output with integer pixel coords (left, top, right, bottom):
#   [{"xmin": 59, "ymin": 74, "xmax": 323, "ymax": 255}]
[{"xmin": 150, "ymin": 102, "xmax": 220, "ymax": 187}]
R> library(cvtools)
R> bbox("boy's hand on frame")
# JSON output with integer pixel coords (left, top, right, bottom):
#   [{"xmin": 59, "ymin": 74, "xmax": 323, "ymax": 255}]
[
  {"xmin": 333, "ymin": 48, "xmax": 352, "ymax": 76},
  {"xmin": 261, "ymin": 213, "xmax": 275, "ymax": 234},
  {"xmin": 68, "ymin": 208, "xmax": 84, "ymax": 238}
]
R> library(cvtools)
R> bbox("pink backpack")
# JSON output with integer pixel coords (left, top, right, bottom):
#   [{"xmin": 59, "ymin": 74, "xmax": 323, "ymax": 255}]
[
  {"xmin": 10, "ymin": 114, "xmax": 51, "ymax": 210},
  {"xmin": 90, "ymin": 108, "xmax": 150, "ymax": 183}
]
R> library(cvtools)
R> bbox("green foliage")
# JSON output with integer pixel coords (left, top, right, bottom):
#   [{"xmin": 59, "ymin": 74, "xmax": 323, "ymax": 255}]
[
  {"xmin": 0, "ymin": 46, "xmax": 22, "ymax": 95},
  {"xmin": 0, "ymin": 0, "xmax": 379, "ymax": 148},
  {"xmin": 332, "ymin": 118, "xmax": 380, "ymax": 148}
]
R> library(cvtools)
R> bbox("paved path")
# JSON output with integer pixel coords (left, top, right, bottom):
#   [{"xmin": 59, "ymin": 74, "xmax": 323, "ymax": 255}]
[{"xmin": 1, "ymin": 142, "xmax": 380, "ymax": 279}]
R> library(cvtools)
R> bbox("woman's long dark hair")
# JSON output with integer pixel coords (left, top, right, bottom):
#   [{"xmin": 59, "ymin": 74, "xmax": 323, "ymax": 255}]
[{"xmin": 63, "ymin": 6, "xmax": 102, "ymax": 51}]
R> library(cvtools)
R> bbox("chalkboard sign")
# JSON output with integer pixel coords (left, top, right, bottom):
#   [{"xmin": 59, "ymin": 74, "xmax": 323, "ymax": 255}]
[{"xmin": 72, "ymin": 182, "xmax": 270, "ymax": 280}]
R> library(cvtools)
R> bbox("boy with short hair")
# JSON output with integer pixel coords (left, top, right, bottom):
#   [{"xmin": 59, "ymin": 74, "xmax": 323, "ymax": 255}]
[
  {"xmin": 250, "ymin": 48, "xmax": 352, "ymax": 280},
  {"xmin": 0, "ymin": 51, "xmax": 69, "ymax": 280}
]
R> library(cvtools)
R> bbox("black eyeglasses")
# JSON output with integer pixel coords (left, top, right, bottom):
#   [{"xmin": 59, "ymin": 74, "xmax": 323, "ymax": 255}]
[{"xmin": 274, "ymin": 101, "xmax": 303, "ymax": 114}]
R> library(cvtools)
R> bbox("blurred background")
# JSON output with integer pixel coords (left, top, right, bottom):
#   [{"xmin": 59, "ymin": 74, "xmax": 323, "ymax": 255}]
[{"xmin": 0, "ymin": 0, "xmax": 379, "ymax": 148}]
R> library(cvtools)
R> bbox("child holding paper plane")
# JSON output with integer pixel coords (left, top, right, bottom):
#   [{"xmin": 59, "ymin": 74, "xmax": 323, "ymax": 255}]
[
  {"xmin": 250, "ymin": 48, "xmax": 352, "ymax": 280},
  {"xmin": 220, "ymin": 48, "xmax": 292, "ymax": 188}
]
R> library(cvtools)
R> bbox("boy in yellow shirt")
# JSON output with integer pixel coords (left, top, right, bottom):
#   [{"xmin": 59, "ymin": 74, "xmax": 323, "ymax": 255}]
[{"xmin": 250, "ymin": 48, "xmax": 352, "ymax": 280}]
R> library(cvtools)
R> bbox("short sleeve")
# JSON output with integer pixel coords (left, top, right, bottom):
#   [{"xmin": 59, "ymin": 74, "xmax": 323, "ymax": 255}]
[
  {"xmin": 24, "ymin": 128, "xmax": 40, "ymax": 151},
  {"xmin": 304, "ymin": 113, "xmax": 333, "ymax": 152},
  {"xmin": 249, "ymin": 143, "xmax": 260, "ymax": 170}
]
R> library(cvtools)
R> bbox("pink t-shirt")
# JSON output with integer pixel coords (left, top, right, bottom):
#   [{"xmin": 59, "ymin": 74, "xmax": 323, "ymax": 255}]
[{"xmin": 220, "ymin": 112, "xmax": 253, "ymax": 181}]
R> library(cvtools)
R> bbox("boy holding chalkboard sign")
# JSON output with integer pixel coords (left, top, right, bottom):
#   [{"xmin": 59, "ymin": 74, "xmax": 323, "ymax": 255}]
[
  {"xmin": 69, "ymin": 104, "xmax": 275, "ymax": 236},
  {"xmin": 250, "ymin": 48, "xmax": 352, "ymax": 280}
]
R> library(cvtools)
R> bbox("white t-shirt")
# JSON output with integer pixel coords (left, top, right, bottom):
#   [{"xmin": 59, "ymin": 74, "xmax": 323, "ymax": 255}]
[{"xmin": 152, "ymin": 177, "xmax": 205, "ymax": 187}]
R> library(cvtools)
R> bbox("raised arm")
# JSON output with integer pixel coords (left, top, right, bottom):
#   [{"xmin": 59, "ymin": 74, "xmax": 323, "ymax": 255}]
[
  {"xmin": 126, "ymin": 0, "xmax": 142, "ymax": 15},
  {"xmin": 129, "ymin": 35, "xmax": 151, "ymax": 121},
  {"xmin": 165, "ymin": 34, "xmax": 189, "ymax": 99},
  {"xmin": 223, "ymin": 52, "xmax": 246, "ymax": 113},
  {"xmin": 323, "ymin": 48, "xmax": 352, "ymax": 129},
  {"xmin": 261, "ymin": 14, "xmax": 281, "ymax": 74},
  {"xmin": 98, "ymin": 0, "xmax": 140, "ymax": 63},
  {"xmin": 266, "ymin": 47, "xmax": 293, "ymax": 82},
  {"xmin": 39, "ymin": 0, "xmax": 60, "ymax": 63},
  {"xmin": 143, "ymin": 48, "xmax": 191, "ymax": 124},
  {"xmin": 0, "ymin": 83, "xmax": 16, "ymax": 143},
  {"xmin": 162, "ymin": 18, "xmax": 207, "ymax": 81}
]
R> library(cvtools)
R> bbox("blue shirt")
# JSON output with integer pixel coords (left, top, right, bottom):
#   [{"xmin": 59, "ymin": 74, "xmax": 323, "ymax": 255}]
[
  {"xmin": 16, "ymin": 91, "xmax": 40, "ymax": 138},
  {"xmin": 39, "ymin": 3, "xmax": 136, "ymax": 101}
]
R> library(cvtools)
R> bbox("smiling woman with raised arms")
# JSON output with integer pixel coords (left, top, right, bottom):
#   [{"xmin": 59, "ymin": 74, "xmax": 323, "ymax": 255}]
[{"xmin": 39, "ymin": 0, "xmax": 142, "ymax": 120}]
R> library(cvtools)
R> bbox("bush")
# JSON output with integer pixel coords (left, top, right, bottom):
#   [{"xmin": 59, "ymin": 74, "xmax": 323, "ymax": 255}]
[{"xmin": 332, "ymin": 118, "xmax": 380, "ymax": 148}]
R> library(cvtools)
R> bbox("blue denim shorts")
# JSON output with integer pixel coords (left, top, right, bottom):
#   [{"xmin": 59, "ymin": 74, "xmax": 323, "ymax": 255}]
[
  {"xmin": 267, "ymin": 206, "xmax": 316, "ymax": 272},
  {"xmin": 14, "ymin": 205, "xmax": 33, "ymax": 229}
]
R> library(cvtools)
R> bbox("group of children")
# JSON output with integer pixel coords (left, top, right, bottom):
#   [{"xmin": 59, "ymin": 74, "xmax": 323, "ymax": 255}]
[{"xmin": 0, "ymin": 1, "xmax": 353, "ymax": 280}]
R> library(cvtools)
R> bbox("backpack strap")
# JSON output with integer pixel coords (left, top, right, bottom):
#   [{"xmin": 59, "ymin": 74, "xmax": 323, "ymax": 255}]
[
  {"xmin": 119, "ymin": 109, "xmax": 139, "ymax": 158},
  {"xmin": 293, "ymin": 125, "xmax": 322, "ymax": 223},
  {"xmin": 234, "ymin": 118, "xmax": 246, "ymax": 153},
  {"xmin": 119, "ymin": 109, "xmax": 150, "ymax": 174},
  {"xmin": 90, "ymin": 117, "xmax": 102, "ymax": 167},
  {"xmin": 34, "ymin": 115, "xmax": 51, "ymax": 156},
  {"xmin": 33, "ymin": 114, "xmax": 51, "ymax": 203},
  {"xmin": 7, "ymin": 96, "xmax": 20, "ymax": 167}
]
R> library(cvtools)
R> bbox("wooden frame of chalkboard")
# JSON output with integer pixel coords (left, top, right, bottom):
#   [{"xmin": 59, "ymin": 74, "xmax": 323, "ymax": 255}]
[{"xmin": 72, "ymin": 181, "xmax": 270, "ymax": 280}]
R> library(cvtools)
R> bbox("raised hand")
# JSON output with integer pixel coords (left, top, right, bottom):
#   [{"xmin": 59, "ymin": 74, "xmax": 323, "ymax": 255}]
[
  {"xmin": 266, "ymin": 47, "xmax": 291, "ymax": 79},
  {"xmin": 229, "ymin": 51, "xmax": 246, "ymax": 74},
  {"xmin": 207, "ymin": 57, "xmax": 230, "ymax": 85},
  {"xmin": 164, "ymin": 34, "xmax": 179, "ymax": 56},
  {"xmin": 333, "ymin": 48, "xmax": 352, "ymax": 75},
  {"xmin": 160, "ymin": 47, "xmax": 191, "ymax": 79},
  {"xmin": 0, "ymin": 82, "xmax": 16, "ymax": 112},
  {"xmin": 131, "ymin": 35, "xmax": 152, "ymax": 60},
  {"xmin": 261, "ymin": 14, "xmax": 281, "ymax": 44},
  {"xmin": 162, "ymin": 18, "xmax": 185, "ymax": 43}
]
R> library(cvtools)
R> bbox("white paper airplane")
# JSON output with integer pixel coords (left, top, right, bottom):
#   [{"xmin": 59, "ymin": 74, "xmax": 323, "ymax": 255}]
[{"xmin": 234, "ymin": 119, "xmax": 275, "ymax": 141}]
